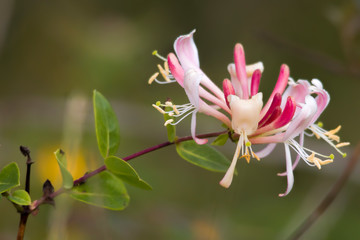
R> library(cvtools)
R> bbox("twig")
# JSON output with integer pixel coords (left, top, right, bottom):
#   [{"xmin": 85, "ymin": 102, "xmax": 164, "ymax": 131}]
[
  {"xmin": 33, "ymin": 130, "xmax": 228, "ymax": 207},
  {"xmin": 288, "ymin": 142, "xmax": 360, "ymax": 240},
  {"xmin": 17, "ymin": 146, "xmax": 34, "ymax": 240}
]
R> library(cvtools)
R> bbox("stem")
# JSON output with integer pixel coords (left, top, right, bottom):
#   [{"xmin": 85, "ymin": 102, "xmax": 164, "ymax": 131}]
[
  {"xmin": 34, "ymin": 130, "xmax": 228, "ymax": 208},
  {"xmin": 17, "ymin": 146, "xmax": 34, "ymax": 240},
  {"xmin": 288, "ymin": 142, "xmax": 360, "ymax": 240}
]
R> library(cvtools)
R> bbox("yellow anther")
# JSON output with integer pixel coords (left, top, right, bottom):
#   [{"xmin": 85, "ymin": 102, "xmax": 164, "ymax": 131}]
[
  {"xmin": 245, "ymin": 141, "xmax": 251, "ymax": 147},
  {"xmin": 148, "ymin": 72, "xmax": 159, "ymax": 84},
  {"xmin": 335, "ymin": 142, "xmax": 350, "ymax": 148},
  {"xmin": 157, "ymin": 64, "xmax": 171, "ymax": 82},
  {"xmin": 155, "ymin": 101, "xmax": 161, "ymax": 106},
  {"xmin": 152, "ymin": 50, "xmax": 158, "ymax": 56},
  {"xmin": 172, "ymin": 105, "xmax": 180, "ymax": 115},
  {"xmin": 310, "ymin": 126, "xmax": 321, "ymax": 139},
  {"xmin": 164, "ymin": 119, "xmax": 174, "ymax": 126},
  {"xmin": 317, "ymin": 121, "xmax": 323, "ymax": 128},
  {"xmin": 252, "ymin": 151, "xmax": 260, "ymax": 161},
  {"xmin": 320, "ymin": 159, "xmax": 333, "ymax": 165},
  {"xmin": 329, "ymin": 154, "xmax": 334, "ymax": 160},
  {"xmin": 152, "ymin": 104, "xmax": 165, "ymax": 114},
  {"xmin": 342, "ymin": 153, "xmax": 347, "ymax": 158},
  {"xmin": 164, "ymin": 61, "xmax": 169, "ymax": 75}
]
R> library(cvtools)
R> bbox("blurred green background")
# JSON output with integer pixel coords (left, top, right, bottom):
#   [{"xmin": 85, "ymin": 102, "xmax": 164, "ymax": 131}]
[{"xmin": 0, "ymin": 0, "xmax": 359, "ymax": 239}]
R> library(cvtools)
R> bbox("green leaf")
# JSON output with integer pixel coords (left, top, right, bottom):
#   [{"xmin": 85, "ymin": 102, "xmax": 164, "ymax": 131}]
[
  {"xmin": 93, "ymin": 90, "xmax": 121, "ymax": 159},
  {"xmin": 176, "ymin": 140, "xmax": 231, "ymax": 172},
  {"xmin": 0, "ymin": 162, "xmax": 20, "ymax": 193},
  {"xmin": 70, "ymin": 171, "xmax": 129, "ymax": 210},
  {"xmin": 7, "ymin": 190, "xmax": 31, "ymax": 206},
  {"xmin": 164, "ymin": 105, "xmax": 176, "ymax": 142},
  {"xmin": 105, "ymin": 156, "xmax": 152, "ymax": 190},
  {"xmin": 211, "ymin": 133, "xmax": 229, "ymax": 146},
  {"xmin": 54, "ymin": 149, "xmax": 74, "ymax": 189}
]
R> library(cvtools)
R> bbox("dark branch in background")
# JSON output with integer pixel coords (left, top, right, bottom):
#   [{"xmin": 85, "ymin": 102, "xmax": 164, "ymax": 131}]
[
  {"xmin": 288, "ymin": 142, "xmax": 360, "ymax": 240},
  {"xmin": 257, "ymin": 31, "xmax": 360, "ymax": 79}
]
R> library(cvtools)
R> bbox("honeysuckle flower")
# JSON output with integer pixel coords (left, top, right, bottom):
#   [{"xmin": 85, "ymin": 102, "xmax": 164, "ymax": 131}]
[{"xmin": 150, "ymin": 30, "xmax": 349, "ymax": 196}]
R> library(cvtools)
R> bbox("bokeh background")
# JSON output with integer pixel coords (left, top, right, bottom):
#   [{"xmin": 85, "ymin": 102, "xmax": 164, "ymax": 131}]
[{"xmin": 0, "ymin": 0, "xmax": 359, "ymax": 239}]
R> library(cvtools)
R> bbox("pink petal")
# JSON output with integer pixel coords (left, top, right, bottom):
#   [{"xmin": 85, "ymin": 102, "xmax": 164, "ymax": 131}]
[
  {"xmin": 255, "ymin": 143, "xmax": 277, "ymax": 158},
  {"xmin": 281, "ymin": 80, "xmax": 310, "ymax": 107},
  {"xmin": 167, "ymin": 53, "xmax": 185, "ymax": 87},
  {"xmin": 283, "ymin": 96, "xmax": 317, "ymax": 140},
  {"xmin": 234, "ymin": 43, "xmax": 249, "ymax": 99},
  {"xmin": 222, "ymin": 78, "xmax": 235, "ymax": 108},
  {"xmin": 183, "ymin": 69, "xmax": 201, "ymax": 108},
  {"xmin": 259, "ymin": 106, "xmax": 282, "ymax": 128},
  {"xmin": 191, "ymin": 110, "xmax": 208, "ymax": 145},
  {"xmin": 273, "ymin": 96, "xmax": 296, "ymax": 129},
  {"xmin": 174, "ymin": 29, "xmax": 200, "ymax": 71},
  {"xmin": 261, "ymin": 64, "xmax": 289, "ymax": 117},
  {"xmin": 250, "ymin": 69, "xmax": 261, "ymax": 97},
  {"xmin": 227, "ymin": 63, "xmax": 243, "ymax": 97},
  {"xmin": 278, "ymin": 132, "xmax": 304, "ymax": 176},
  {"xmin": 279, "ymin": 144, "xmax": 294, "ymax": 197},
  {"xmin": 309, "ymin": 82, "xmax": 330, "ymax": 125},
  {"xmin": 258, "ymin": 93, "xmax": 282, "ymax": 127}
]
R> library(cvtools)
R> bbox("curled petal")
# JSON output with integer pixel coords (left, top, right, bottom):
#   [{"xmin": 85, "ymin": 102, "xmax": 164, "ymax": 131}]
[
  {"xmin": 250, "ymin": 69, "xmax": 261, "ymax": 97},
  {"xmin": 261, "ymin": 64, "xmax": 289, "ymax": 117},
  {"xmin": 279, "ymin": 144, "xmax": 294, "ymax": 197},
  {"xmin": 227, "ymin": 63, "xmax": 243, "ymax": 96},
  {"xmin": 222, "ymin": 78, "xmax": 235, "ymax": 108},
  {"xmin": 273, "ymin": 96, "xmax": 296, "ymax": 129},
  {"xmin": 281, "ymin": 79, "xmax": 310, "ymax": 107},
  {"xmin": 174, "ymin": 29, "xmax": 200, "ymax": 70},
  {"xmin": 255, "ymin": 143, "xmax": 277, "ymax": 158},
  {"xmin": 283, "ymin": 96, "xmax": 317, "ymax": 140},
  {"xmin": 258, "ymin": 93, "xmax": 282, "ymax": 127},
  {"xmin": 234, "ymin": 43, "xmax": 249, "ymax": 99},
  {"xmin": 190, "ymin": 110, "xmax": 207, "ymax": 145},
  {"xmin": 168, "ymin": 53, "xmax": 185, "ymax": 86},
  {"xmin": 309, "ymin": 79, "xmax": 330, "ymax": 125},
  {"xmin": 183, "ymin": 69, "xmax": 202, "ymax": 108}
]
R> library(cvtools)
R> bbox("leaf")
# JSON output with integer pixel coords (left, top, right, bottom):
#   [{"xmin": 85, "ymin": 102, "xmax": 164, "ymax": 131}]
[
  {"xmin": 105, "ymin": 156, "xmax": 152, "ymax": 190},
  {"xmin": 54, "ymin": 149, "xmax": 74, "ymax": 189},
  {"xmin": 70, "ymin": 171, "xmax": 129, "ymax": 210},
  {"xmin": 211, "ymin": 133, "xmax": 229, "ymax": 146},
  {"xmin": 176, "ymin": 140, "xmax": 231, "ymax": 172},
  {"xmin": 0, "ymin": 162, "xmax": 20, "ymax": 193},
  {"xmin": 163, "ymin": 105, "xmax": 176, "ymax": 142},
  {"xmin": 7, "ymin": 190, "xmax": 31, "ymax": 206},
  {"xmin": 93, "ymin": 90, "xmax": 121, "ymax": 159}
]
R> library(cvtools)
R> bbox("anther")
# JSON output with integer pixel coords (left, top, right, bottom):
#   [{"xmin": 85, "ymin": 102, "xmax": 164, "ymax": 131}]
[
  {"xmin": 172, "ymin": 105, "xmax": 180, "ymax": 115},
  {"xmin": 164, "ymin": 61, "xmax": 169, "ymax": 75},
  {"xmin": 148, "ymin": 72, "xmax": 159, "ymax": 84},
  {"xmin": 152, "ymin": 104, "xmax": 165, "ymax": 114},
  {"xmin": 335, "ymin": 142, "xmax": 350, "ymax": 148},
  {"xmin": 164, "ymin": 119, "xmax": 174, "ymax": 126},
  {"xmin": 157, "ymin": 64, "xmax": 171, "ymax": 82}
]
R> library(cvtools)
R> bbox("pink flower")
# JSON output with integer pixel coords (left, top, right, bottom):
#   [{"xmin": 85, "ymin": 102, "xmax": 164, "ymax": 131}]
[{"xmin": 150, "ymin": 30, "xmax": 349, "ymax": 196}]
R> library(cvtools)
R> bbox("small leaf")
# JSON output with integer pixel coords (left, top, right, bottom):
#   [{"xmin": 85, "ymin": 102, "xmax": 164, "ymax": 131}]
[
  {"xmin": 54, "ymin": 149, "xmax": 74, "ymax": 189},
  {"xmin": 8, "ymin": 190, "xmax": 31, "ymax": 206},
  {"xmin": 70, "ymin": 171, "xmax": 129, "ymax": 210},
  {"xmin": 93, "ymin": 90, "xmax": 121, "ymax": 159},
  {"xmin": 105, "ymin": 156, "xmax": 152, "ymax": 190},
  {"xmin": 164, "ymin": 105, "xmax": 176, "ymax": 142},
  {"xmin": 0, "ymin": 162, "xmax": 20, "ymax": 193},
  {"xmin": 211, "ymin": 133, "xmax": 229, "ymax": 146},
  {"xmin": 176, "ymin": 140, "xmax": 231, "ymax": 172}
]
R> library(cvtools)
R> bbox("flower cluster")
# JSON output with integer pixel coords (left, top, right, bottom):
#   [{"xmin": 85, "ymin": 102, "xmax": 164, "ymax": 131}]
[{"xmin": 149, "ymin": 30, "xmax": 349, "ymax": 196}]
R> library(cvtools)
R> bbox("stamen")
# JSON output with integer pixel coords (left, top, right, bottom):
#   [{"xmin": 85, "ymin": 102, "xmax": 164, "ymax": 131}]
[
  {"xmin": 173, "ymin": 105, "xmax": 180, "ymax": 115},
  {"xmin": 164, "ymin": 119, "xmax": 174, "ymax": 126},
  {"xmin": 152, "ymin": 104, "xmax": 166, "ymax": 114},
  {"xmin": 164, "ymin": 61, "xmax": 169, "ymax": 75},
  {"xmin": 252, "ymin": 151, "xmax": 260, "ymax": 161},
  {"xmin": 336, "ymin": 142, "xmax": 350, "ymax": 148},
  {"xmin": 152, "ymin": 50, "xmax": 167, "ymax": 61},
  {"xmin": 157, "ymin": 64, "xmax": 171, "ymax": 82},
  {"xmin": 148, "ymin": 72, "xmax": 159, "ymax": 84}
]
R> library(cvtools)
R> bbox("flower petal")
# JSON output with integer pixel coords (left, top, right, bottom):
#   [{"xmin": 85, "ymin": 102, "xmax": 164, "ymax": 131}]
[
  {"xmin": 174, "ymin": 29, "xmax": 200, "ymax": 71},
  {"xmin": 279, "ymin": 144, "xmax": 294, "ymax": 197},
  {"xmin": 167, "ymin": 53, "xmax": 185, "ymax": 87},
  {"xmin": 234, "ymin": 43, "xmax": 249, "ymax": 99}
]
